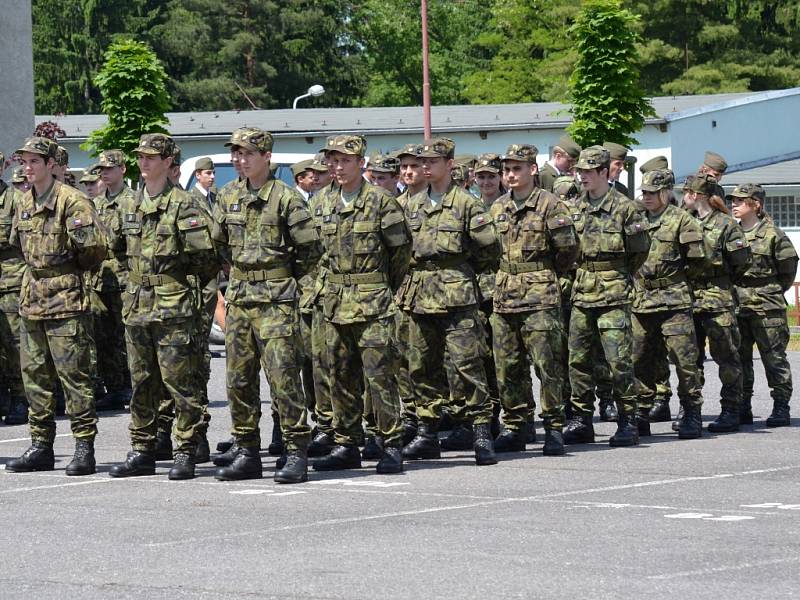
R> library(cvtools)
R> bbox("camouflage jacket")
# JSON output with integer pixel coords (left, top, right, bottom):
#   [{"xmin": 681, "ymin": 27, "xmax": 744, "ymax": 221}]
[
  {"xmin": 538, "ymin": 163, "xmax": 559, "ymax": 193},
  {"xmin": 692, "ymin": 210, "xmax": 751, "ymax": 313},
  {"xmin": 92, "ymin": 185, "xmax": 135, "ymax": 293},
  {"xmin": 632, "ymin": 204, "xmax": 706, "ymax": 313},
  {"xmin": 317, "ymin": 181, "xmax": 411, "ymax": 324},
  {"xmin": 735, "ymin": 218, "xmax": 798, "ymax": 314},
  {"xmin": 570, "ymin": 187, "xmax": 650, "ymax": 309},
  {"xmin": 212, "ymin": 177, "xmax": 319, "ymax": 308},
  {"xmin": 11, "ymin": 180, "xmax": 106, "ymax": 319},
  {"xmin": 395, "ymin": 182, "xmax": 501, "ymax": 314},
  {"xmin": 120, "ymin": 182, "xmax": 219, "ymax": 325},
  {"xmin": 490, "ymin": 187, "xmax": 578, "ymax": 313},
  {"xmin": 0, "ymin": 182, "xmax": 26, "ymax": 293}
]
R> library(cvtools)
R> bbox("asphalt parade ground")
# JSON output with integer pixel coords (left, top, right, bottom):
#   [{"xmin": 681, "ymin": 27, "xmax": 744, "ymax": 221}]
[{"xmin": 0, "ymin": 345, "xmax": 798, "ymax": 600}]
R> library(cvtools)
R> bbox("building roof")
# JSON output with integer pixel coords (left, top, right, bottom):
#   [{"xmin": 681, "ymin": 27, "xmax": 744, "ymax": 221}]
[
  {"xmin": 723, "ymin": 154, "xmax": 800, "ymax": 186},
  {"xmin": 38, "ymin": 90, "xmax": 793, "ymax": 141}
]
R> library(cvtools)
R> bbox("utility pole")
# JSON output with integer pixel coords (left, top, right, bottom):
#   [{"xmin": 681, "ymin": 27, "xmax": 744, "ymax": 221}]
[{"xmin": 421, "ymin": 0, "xmax": 432, "ymax": 142}]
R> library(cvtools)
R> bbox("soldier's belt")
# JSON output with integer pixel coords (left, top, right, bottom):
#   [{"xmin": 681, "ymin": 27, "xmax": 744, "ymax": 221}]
[
  {"xmin": 641, "ymin": 272, "xmax": 686, "ymax": 290},
  {"xmin": 580, "ymin": 258, "xmax": 627, "ymax": 272},
  {"xmin": 739, "ymin": 276, "xmax": 778, "ymax": 288},
  {"xmin": 30, "ymin": 263, "xmax": 81, "ymax": 279},
  {"xmin": 129, "ymin": 272, "xmax": 186, "ymax": 287},
  {"xmin": 412, "ymin": 255, "xmax": 467, "ymax": 270},
  {"xmin": 499, "ymin": 258, "xmax": 554, "ymax": 275},
  {"xmin": 327, "ymin": 272, "xmax": 387, "ymax": 285},
  {"xmin": 692, "ymin": 275, "xmax": 731, "ymax": 290},
  {"xmin": 230, "ymin": 266, "xmax": 291, "ymax": 282}
]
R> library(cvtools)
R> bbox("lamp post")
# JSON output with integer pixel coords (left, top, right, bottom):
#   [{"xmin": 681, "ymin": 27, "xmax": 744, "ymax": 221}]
[
  {"xmin": 292, "ymin": 84, "xmax": 325, "ymax": 109},
  {"xmin": 421, "ymin": 0, "xmax": 432, "ymax": 142}
]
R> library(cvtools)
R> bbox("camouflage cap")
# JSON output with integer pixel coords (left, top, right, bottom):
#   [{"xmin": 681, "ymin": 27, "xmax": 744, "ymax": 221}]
[
  {"xmin": 16, "ymin": 136, "xmax": 57, "ymax": 159},
  {"xmin": 639, "ymin": 155, "xmax": 669, "ymax": 174},
  {"xmin": 79, "ymin": 164, "xmax": 102, "ymax": 183},
  {"xmin": 135, "ymin": 133, "xmax": 175, "ymax": 158},
  {"xmin": 368, "ymin": 153, "xmax": 399, "ymax": 174},
  {"xmin": 171, "ymin": 144, "xmax": 182, "ymax": 166},
  {"xmin": 575, "ymin": 145, "xmax": 610, "ymax": 170},
  {"xmin": 11, "ymin": 167, "xmax": 26, "ymax": 183},
  {"xmin": 502, "ymin": 144, "xmax": 538, "ymax": 163},
  {"xmin": 726, "ymin": 183, "xmax": 765, "ymax": 203},
  {"xmin": 395, "ymin": 143, "xmax": 423, "ymax": 159},
  {"xmin": 685, "ymin": 173, "xmax": 718, "ymax": 196},
  {"xmin": 603, "ymin": 142, "xmax": 628, "ymax": 161},
  {"xmin": 419, "ymin": 138, "xmax": 455, "ymax": 159},
  {"xmin": 54, "ymin": 145, "xmax": 69, "ymax": 167},
  {"xmin": 640, "ymin": 169, "xmax": 674, "ymax": 192},
  {"xmin": 556, "ymin": 135, "xmax": 581, "ymax": 159},
  {"xmin": 326, "ymin": 134, "xmax": 367, "ymax": 156},
  {"xmin": 704, "ymin": 151, "xmax": 728, "ymax": 173},
  {"xmin": 308, "ymin": 151, "xmax": 329, "ymax": 172},
  {"xmin": 451, "ymin": 163, "xmax": 470, "ymax": 183},
  {"xmin": 291, "ymin": 159, "xmax": 314, "ymax": 178},
  {"xmin": 553, "ymin": 175, "xmax": 579, "ymax": 199},
  {"xmin": 194, "ymin": 157, "xmax": 214, "ymax": 171},
  {"xmin": 225, "ymin": 127, "xmax": 274, "ymax": 152},
  {"xmin": 474, "ymin": 153, "xmax": 502, "ymax": 174},
  {"xmin": 454, "ymin": 154, "xmax": 477, "ymax": 168},
  {"xmin": 98, "ymin": 149, "xmax": 126, "ymax": 168},
  {"xmin": 319, "ymin": 135, "xmax": 337, "ymax": 153}
]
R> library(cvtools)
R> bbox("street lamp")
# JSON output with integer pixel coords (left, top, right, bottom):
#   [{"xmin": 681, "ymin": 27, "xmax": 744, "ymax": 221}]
[{"xmin": 292, "ymin": 84, "xmax": 325, "ymax": 109}]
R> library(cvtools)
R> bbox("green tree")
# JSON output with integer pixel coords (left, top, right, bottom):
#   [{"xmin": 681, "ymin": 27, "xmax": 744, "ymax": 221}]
[
  {"xmin": 81, "ymin": 39, "xmax": 170, "ymax": 182},
  {"xmin": 567, "ymin": 0, "xmax": 654, "ymax": 147}
]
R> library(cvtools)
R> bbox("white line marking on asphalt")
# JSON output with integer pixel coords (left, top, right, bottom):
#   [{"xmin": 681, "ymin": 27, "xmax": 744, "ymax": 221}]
[
  {"xmin": 0, "ymin": 478, "xmax": 118, "ymax": 494},
  {"xmin": 542, "ymin": 499, "xmax": 784, "ymax": 516},
  {"xmin": 0, "ymin": 433, "xmax": 72, "ymax": 444},
  {"xmin": 664, "ymin": 513, "xmax": 715, "ymax": 519},
  {"xmin": 229, "ymin": 489, "xmax": 306, "ymax": 497},
  {"xmin": 647, "ymin": 556, "xmax": 800, "ymax": 580},
  {"xmin": 741, "ymin": 502, "xmax": 800, "ymax": 510}
]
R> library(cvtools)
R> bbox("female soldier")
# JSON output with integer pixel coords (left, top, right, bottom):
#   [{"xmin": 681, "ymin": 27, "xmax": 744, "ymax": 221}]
[
  {"xmin": 474, "ymin": 153, "xmax": 505, "ymax": 206},
  {"xmin": 682, "ymin": 174, "xmax": 750, "ymax": 432},
  {"xmin": 730, "ymin": 184, "xmax": 797, "ymax": 427}
]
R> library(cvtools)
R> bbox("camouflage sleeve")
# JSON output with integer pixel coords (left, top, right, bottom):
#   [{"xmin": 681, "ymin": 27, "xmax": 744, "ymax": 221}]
[
  {"xmin": 623, "ymin": 204, "xmax": 650, "ymax": 273},
  {"xmin": 177, "ymin": 196, "xmax": 220, "ymax": 286},
  {"xmin": 65, "ymin": 195, "xmax": 107, "ymax": 271},
  {"xmin": 546, "ymin": 198, "xmax": 579, "ymax": 273},
  {"xmin": 678, "ymin": 214, "xmax": 706, "ymax": 260},
  {"xmin": 722, "ymin": 220, "xmax": 751, "ymax": 283},
  {"xmin": 284, "ymin": 191, "xmax": 321, "ymax": 283},
  {"xmin": 380, "ymin": 195, "xmax": 411, "ymax": 292},
  {"xmin": 466, "ymin": 198, "xmax": 501, "ymax": 274},
  {"xmin": 210, "ymin": 200, "xmax": 232, "ymax": 266},
  {"xmin": 774, "ymin": 229, "xmax": 799, "ymax": 292}
]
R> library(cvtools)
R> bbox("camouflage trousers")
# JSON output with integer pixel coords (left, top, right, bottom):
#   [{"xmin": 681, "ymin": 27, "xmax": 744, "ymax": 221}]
[
  {"xmin": 568, "ymin": 305, "xmax": 638, "ymax": 415},
  {"xmin": 93, "ymin": 289, "xmax": 130, "ymax": 392},
  {"xmin": 311, "ymin": 303, "xmax": 334, "ymax": 435},
  {"xmin": 326, "ymin": 316, "xmax": 403, "ymax": 447},
  {"xmin": 694, "ymin": 310, "xmax": 742, "ymax": 409},
  {"xmin": 20, "ymin": 314, "xmax": 98, "ymax": 443},
  {"xmin": 126, "ymin": 319, "xmax": 202, "ymax": 454},
  {"xmin": 407, "ymin": 309, "xmax": 493, "ymax": 426},
  {"xmin": 737, "ymin": 309, "xmax": 792, "ymax": 405},
  {"xmin": 393, "ymin": 309, "xmax": 417, "ymax": 423},
  {"xmin": 299, "ymin": 311, "xmax": 315, "ymax": 413},
  {"xmin": 633, "ymin": 310, "xmax": 703, "ymax": 410},
  {"xmin": 492, "ymin": 307, "xmax": 565, "ymax": 431},
  {"xmin": 561, "ymin": 306, "xmax": 613, "ymax": 410},
  {"xmin": 0, "ymin": 290, "xmax": 24, "ymax": 398},
  {"xmin": 225, "ymin": 302, "xmax": 310, "ymax": 451}
]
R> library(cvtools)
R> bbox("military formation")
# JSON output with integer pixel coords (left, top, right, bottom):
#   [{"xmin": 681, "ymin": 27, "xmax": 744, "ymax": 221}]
[{"xmin": 0, "ymin": 129, "xmax": 795, "ymax": 484}]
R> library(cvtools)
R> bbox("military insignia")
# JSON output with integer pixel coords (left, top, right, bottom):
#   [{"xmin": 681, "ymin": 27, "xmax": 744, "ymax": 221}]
[
  {"xmin": 558, "ymin": 218, "xmax": 566, "ymax": 225},
  {"xmin": 73, "ymin": 218, "xmax": 82, "ymax": 227},
  {"xmin": 476, "ymin": 215, "xmax": 485, "ymax": 225},
  {"xmin": 323, "ymin": 215, "xmax": 332, "ymax": 223},
  {"xmin": 21, "ymin": 211, "xmax": 30, "ymax": 220},
  {"xmin": 125, "ymin": 213, "xmax": 136, "ymax": 222},
  {"xmin": 635, "ymin": 223, "xmax": 642, "ymax": 230},
  {"xmin": 315, "ymin": 207, "xmax": 323, "ymax": 216},
  {"xmin": 410, "ymin": 211, "xmax": 418, "ymax": 219},
  {"xmin": 497, "ymin": 214, "xmax": 507, "ymax": 222},
  {"xmin": 187, "ymin": 218, "xmax": 199, "ymax": 227},
  {"xmin": 229, "ymin": 203, "xmax": 241, "ymax": 212},
  {"xmin": 736, "ymin": 239, "xmax": 743, "ymax": 247}
]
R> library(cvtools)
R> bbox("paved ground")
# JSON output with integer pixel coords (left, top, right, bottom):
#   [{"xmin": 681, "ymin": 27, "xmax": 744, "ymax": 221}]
[{"xmin": 0, "ymin": 346, "xmax": 798, "ymax": 599}]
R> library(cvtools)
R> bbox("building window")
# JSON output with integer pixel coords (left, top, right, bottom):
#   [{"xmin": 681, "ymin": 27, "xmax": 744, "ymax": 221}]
[{"xmin": 764, "ymin": 195, "xmax": 800, "ymax": 228}]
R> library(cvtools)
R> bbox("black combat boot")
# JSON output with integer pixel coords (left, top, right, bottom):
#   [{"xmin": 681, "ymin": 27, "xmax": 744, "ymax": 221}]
[
  {"xmin": 525, "ymin": 421, "xmax": 537, "ymax": 444},
  {"xmin": 376, "ymin": 446, "xmax": 403, "ymax": 474},
  {"xmin": 609, "ymin": 412, "xmax": 640, "ymax": 447},
  {"xmin": 672, "ymin": 406, "xmax": 684, "ymax": 432},
  {"xmin": 308, "ymin": 430, "xmax": 335, "ymax": 457},
  {"xmin": 268, "ymin": 415, "xmax": 284, "ymax": 456},
  {"xmin": 155, "ymin": 431, "xmax": 172, "ymax": 461},
  {"xmin": 95, "ymin": 387, "xmax": 131, "ymax": 411},
  {"xmin": 599, "ymin": 399, "xmax": 618, "ymax": 422},
  {"xmin": 708, "ymin": 406, "xmax": 740, "ymax": 433},
  {"xmin": 491, "ymin": 415, "xmax": 502, "ymax": 439},
  {"xmin": 438, "ymin": 411, "xmax": 455, "ymax": 432},
  {"xmin": 473, "ymin": 423, "xmax": 497, "ymax": 466},
  {"xmin": 563, "ymin": 415, "xmax": 595, "ymax": 444},
  {"xmin": 402, "ymin": 422, "xmax": 441, "ymax": 460},
  {"xmin": 441, "ymin": 423, "xmax": 474, "ymax": 451},
  {"xmin": 214, "ymin": 446, "xmax": 263, "ymax": 481},
  {"xmin": 216, "ymin": 436, "xmax": 235, "ymax": 453},
  {"xmin": 6, "ymin": 441, "xmax": 55, "ymax": 472},
  {"xmin": 169, "ymin": 453, "xmax": 195, "ymax": 480},
  {"xmin": 65, "ymin": 440, "xmax": 96, "ymax": 476},
  {"xmin": 493, "ymin": 428, "xmax": 526, "ymax": 453},
  {"xmin": 401, "ymin": 420, "xmax": 418, "ymax": 446},
  {"xmin": 361, "ymin": 435, "xmax": 384, "ymax": 459},
  {"xmin": 213, "ymin": 442, "xmax": 240, "ymax": 467},
  {"xmin": 54, "ymin": 388, "xmax": 66, "ymax": 417},
  {"xmin": 542, "ymin": 429, "xmax": 566, "ymax": 456},
  {"xmin": 766, "ymin": 400, "xmax": 790, "ymax": 427},
  {"xmin": 739, "ymin": 398, "xmax": 754, "ymax": 425},
  {"xmin": 312, "ymin": 444, "xmax": 362, "ymax": 471},
  {"xmin": 3, "ymin": 397, "xmax": 28, "ymax": 425},
  {"xmin": 677, "ymin": 405, "xmax": 703, "ymax": 439},
  {"xmin": 274, "ymin": 449, "xmax": 308, "ymax": 483},
  {"xmin": 637, "ymin": 408, "xmax": 651, "ymax": 437},
  {"xmin": 109, "ymin": 450, "xmax": 156, "ymax": 477},
  {"xmin": 195, "ymin": 434, "xmax": 211, "ymax": 464},
  {"xmin": 648, "ymin": 399, "xmax": 672, "ymax": 422}
]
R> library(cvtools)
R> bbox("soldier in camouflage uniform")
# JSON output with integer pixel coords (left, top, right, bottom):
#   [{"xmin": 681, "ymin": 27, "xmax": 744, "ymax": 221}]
[
  {"xmin": 397, "ymin": 137, "xmax": 501, "ymax": 466},
  {"xmin": 6, "ymin": 137, "xmax": 106, "ymax": 475},
  {"xmin": 682, "ymin": 174, "xmax": 751, "ymax": 432},
  {"xmin": 565, "ymin": 146, "xmax": 650, "ymax": 447},
  {"xmin": 731, "ymin": 184, "xmax": 798, "ymax": 427},
  {"xmin": 366, "ymin": 153, "xmax": 400, "ymax": 196},
  {"xmin": 490, "ymin": 144, "xmax": 579, "ymax": 455},
  {"xmin": 310, "ymin": 135, "xmax": 410, "ymax": 474},
  {"xmin": 92, "ymin": 150, "xmax": 134, "ymax": 412},
  {"xmin": 632, "ymin": 169, "xmax": 708, "ymax": 439},
  {"xmin": 0, "ymin": 153, "xmax": 28, "ymax": 425},
  {"xmin": 79, "ymin": 165, "xmax": 104, "ymax": 199},
  {"xmin": 108, "ymin": 133, "xmax": 219, "ymax": 481}
]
